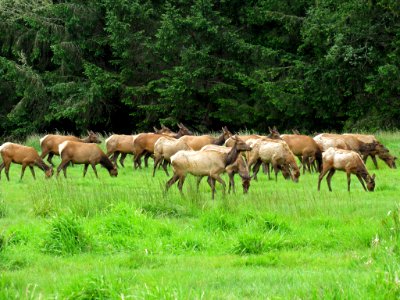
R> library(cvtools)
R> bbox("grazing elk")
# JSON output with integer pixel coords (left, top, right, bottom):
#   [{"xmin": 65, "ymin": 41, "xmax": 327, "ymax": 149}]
[
  {"xmin": 166, "ymin": 136, "xmax": 251, "ymax": 199},
  {"xmin": 40, "ymin": 131, "xmax": 101, "ymax": 166},
  {"xmin": 133, "ymin": 124, "xmax": 193, "ymax": 169},
  {"xmin": 318, "ymin": 147, "xmax": 375, "ymax": 192},
  {"xmin": 56, "ymin": 141, "xmax": 117, "ymax": 178},
  {"xmin": 0, "ymin": 142, "xmax": 53, "ymax": 180},
  {"xmin": 247, "ymin": 138, "xmax": 300, "ymax": 183},
  {"xmin": 343, "ymin": 134, "xmax": 397, "ymax": 169},
  {"xmin": 198, "ymin": 145, "xmax": 251, "ymax": 194},
  {"xmin": 178, "ymin": 126, "xmax": 232, "ymax": 151},
  {"xmin": 281, "ymin": 133, "xmax": 323, "ymax": 173},
  {"xmin": 153, "ymin": 137, "xmax": 192, "ymax": 177}
]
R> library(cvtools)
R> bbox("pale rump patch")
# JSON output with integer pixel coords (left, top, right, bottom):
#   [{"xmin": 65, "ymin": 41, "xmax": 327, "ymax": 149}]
[
  {"xmin": 40, "ymin": 135, "xmax": 49, "ymax": 146},
  {"xmin": 58, "ymin": 141, "xmax": 69, "ymax": 155},
  {"xmin": 0, "ymin": 142, "xmax": 13, "ymax": 152}
]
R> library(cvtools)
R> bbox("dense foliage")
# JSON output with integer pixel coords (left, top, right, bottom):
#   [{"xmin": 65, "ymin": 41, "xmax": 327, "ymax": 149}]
[{"xmin": 0, "ymin": 0, "xmax": 399, "ymax": 138}]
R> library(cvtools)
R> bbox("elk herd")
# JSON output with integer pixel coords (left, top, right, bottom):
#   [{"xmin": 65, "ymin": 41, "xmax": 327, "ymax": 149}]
[{"xmin": 0, "ymin": 125, "xmax": 397, "ymax": 199}]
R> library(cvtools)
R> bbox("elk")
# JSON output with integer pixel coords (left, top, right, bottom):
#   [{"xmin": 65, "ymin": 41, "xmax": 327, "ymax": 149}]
[
  {"xmin": 313, "ymin": 133, "xmax": 377, "ymax": 156},
  {"xmin": 224, "ymin": 134, "xmax": 263, "ymax": 147},
  {"xmin": 198, "ymin": 145, "xmax": 251, "ymax": 194},
  {"xmin": 247, "ymin": 138, "xmax": 300, "ymax": 183},
  {"xmin": 153, "ymin": 137, "xmax": 192, "ymax": 176},
  {"xmin": 166, "ymin": 136, "xmax": 251, "ymax": 199},
  {"xmin": 105, "ymin": 134, "xmax": 138, "ymax": 167},
  {"xmin": 40, "ymin": 131, "xmax": 101, "ymax": 166},
  {"xmin": 0, "ymin": 142, "xmax": 53, "ymax": 180},
  {"xmin": 178, "ymin": 126, "xmax": 232, "ymax": 151},
  {"xmin": 56, "ymin": 141, "xmax": 117, "ymax": 178},
  {"xmin": 280, "ymin": 134, "xmax": 323, "ymax": 173},
  {"xmin": 318, "ymin": 147, "xmax": 375, "ymax": 192},
  {"xmin": 133, "ymin": 124, "xmax": 193, "ymax": 169},
  {"xmin": 343, "ymin": 134, "xmax": 397, "ymax": 169}
]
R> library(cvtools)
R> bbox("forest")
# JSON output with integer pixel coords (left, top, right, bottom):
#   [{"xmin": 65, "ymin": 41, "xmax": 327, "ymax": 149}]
[{"xmin": 0, "ymin": 0, "xmax": 399, "ymax": 138}]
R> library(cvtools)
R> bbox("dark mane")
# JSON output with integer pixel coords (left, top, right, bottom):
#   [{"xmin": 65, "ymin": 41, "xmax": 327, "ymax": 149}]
[
  {"xmin": 225, "ymin": 142, "xmax": 239, "ymax": 166},
  {"xmin": 212, "ymin": 132, "xmax": 225, "ymax": 145},
  {"xmin": 100, "ymin": 154, "xmax": 115, "ymax": 171},
  {"xmin": 35, "ymin": 158, "xmax": 51, "ymax": 171}
]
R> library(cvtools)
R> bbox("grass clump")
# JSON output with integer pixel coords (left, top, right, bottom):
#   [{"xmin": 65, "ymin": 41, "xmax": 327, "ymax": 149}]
[
  {"xmin": 63, "ymin": 275, "xmax": 122, "ymax": 299},
  {"xmin": 233, "ymin": 234, "xmax": 266, "ymax": 255},
  {"xmin": 42, "ymin": 215, "xmax": 90, "ymax": 256},
  {"xmin": 200, "ymin": 210, "xmax": 237, "ymax": 232}
]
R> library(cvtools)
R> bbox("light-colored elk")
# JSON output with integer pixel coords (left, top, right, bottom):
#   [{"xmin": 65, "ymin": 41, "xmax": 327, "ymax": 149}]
[
  {"xmin": 318, "ymin": 147, "xmax": 375, "ymax": 192},
  {"xmin": 57, "ymin": 141, "xmax": 117, "ymax": 178},
  {"xmin": 247, "ymin": 138, "xmax": 300, "ymax": 182},
  {"xmin": 40, "ymin": 131, "xmax": 101, "ymax": 166},
  {"xmin": 153, "ymin": 136, "xmax": 192, "ymax": 176},
  {"xmin": 199, "ymin": 145, "xmax": 251, "ymax": 194},
  {"xmin": 166, "ymin": 136, "xmax": 251, "ymax": 199},
  {"xmin": 0, "ymin": 142, "xmax": 53, "ymax": 180}
]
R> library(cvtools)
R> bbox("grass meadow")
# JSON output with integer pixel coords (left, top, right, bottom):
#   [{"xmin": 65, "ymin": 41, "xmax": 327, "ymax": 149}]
[{"xmin": 0, "ymin": 132, "xmax": 399, "ymax": 299}]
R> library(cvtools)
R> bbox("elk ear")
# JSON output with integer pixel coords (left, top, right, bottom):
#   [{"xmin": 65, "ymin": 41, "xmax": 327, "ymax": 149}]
[
  {"xmin": 268, "ymin": 126, "xmax": 273, "ymax": 133},
  {"xmin": 273, "ymin": 126, "xmax": 277, "ymax": 131},
  {"xmin": 153, "ymin": 126, "xmax": 159, "ymax": 132},
  {"xmin": 177, "ymin": 123, "xmax": 182, "ymax": 129}
]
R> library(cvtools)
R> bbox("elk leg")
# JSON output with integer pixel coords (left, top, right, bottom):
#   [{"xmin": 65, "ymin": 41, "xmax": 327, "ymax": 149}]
[
  {"xmin": 161, "ymin": 160, "xmax": 169, "ymax": 176},
  {"xmin": 57, "ymin": 160, "xmax": 70, "ymax": 178},
  {"xmin": 0, "ymin": 162, "xmax": 4, "ymax": 180},
  {"xmin": 371, "ymin": 155, "xmax": 379, "ymax": 169},
  {"xmin": 301, "ymin": 156, "xmax": 308, "ymax": 175},
  {"xmin": 196, "ymin": 176, "xmax": 203, "ymax": 191},
  {"xmin": 213, "ymin": 175, "xmax": 226, "ymax": 195},
  {"xmin": 83, "ymin": 164, "xmax": 89, "ymax": 177},
  {"xmin": 111, "ymin": 151, "xmax": 119, "ymax": 167},
  {"xmin": 356, "ymin": 174, "xmax": 367, "ymax": 191},
  {"xmin": 252, "ymin": 160, "xmax": 262, "ymax": 181},
  {"xmin": 47, "ymin": 152, "xmax": 55, "ymax": 166},
  {"xmin": 134, "ymin": 151, "xmax": 144, "ymax": 169},
  {"xmin": 177, "ymin": 175, "xmax": 186, "ymax": 194},
  {"xmin": 362, "ymin": 154, "xmax": 368, "ymax": 163},
  {"xmin": 166, "ymin": 174, "xmax": 179, "ymax": 191},
  {"xmin": 326, "ymin": 169, "xmax": 336, "ymax": 192},
  {"xmin": 318, "ymin": 167, "xmax": 330, "ymax": 191},
  {"xmin": 119, "ymin": 153, "xmax": 127, "ymax": 168},
  {"xmin": 29, "ymin": 166, "xmax": 36, "ymax": 179},
  {"xmin": 152, "ymin": 156, "xmax": 161, "ymax": 177},
  {"xmin": 4, "ymin": 162, "xmax": 11, "ymax": 181},
  {"xmin": 91, "ymin": 163, "xmax": 98, "ymax": 178},
  {"xmin": 273, "ymin": 164, "xmax": 280, "ymax": 182},
  {"xmin": 347, "ymin": 172, "xmax": 351, "ymax": 192},
  {"xmin": 144, "ymin": 152, "xmax": 152, "ymax": 168},
  {"xmin": 20, "ymin": 164, "xmax": 27, "ymax": 180},
  {"xmin": 228, "ymin": 172, "xmax": 235, "ymax": 194},
  {"xmin": 207, "ymin": 177, "xmax": 216, "ymax": 200}
]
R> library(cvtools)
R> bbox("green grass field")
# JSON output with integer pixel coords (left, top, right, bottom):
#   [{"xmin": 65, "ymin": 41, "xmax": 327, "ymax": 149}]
[{"xmin": 0, "ymin": 132, "xmax": 399, "ymax": 299}]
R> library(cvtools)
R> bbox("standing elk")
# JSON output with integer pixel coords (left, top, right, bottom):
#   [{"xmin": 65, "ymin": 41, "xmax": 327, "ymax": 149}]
[
  {"xmin": 105, "ymin": 134, "xmax": 138, "ymax": 167},
  {"xmin": 343, "ymin": 134, "xmax": 397, "ymax": 169},
  {"xmin": 40, "ymin": 131, "xmax": 101, "ymax": 166},
  {"xmin": 56, "ymin": 141, "xmax": 117, "ymax": 178},
  {"xmin": 178, "ymin": 126, "xmax": 232, "ymax": 151},
  {"xmin": 0, "ymin": 142, "xmax": 53, "ymax": 180},
  {"xmin": 133, "ymin": 124, "xmax": 193, "ymax": 169},
  {"xmin": 318, "ymin": 147, "xmax": 375, "ymax": 192},
  {"xmin": 166, "ymin": 136, "xmax": 251, "ymax": 199},
  {"xmin": 199, "ymin": 145, "xmax": 251, "ymax": 194}
]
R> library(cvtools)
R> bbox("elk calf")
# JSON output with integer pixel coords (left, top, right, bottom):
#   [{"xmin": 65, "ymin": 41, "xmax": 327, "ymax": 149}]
[
  {"xmin": 0, "ymin": 142, "xmax": 53, "ymax": 180},
  {"xmin": 318, "ymin": 147, "xmax": 375, "ymax": 192},
  {"xmin": 57, "ymin": 141, "xmax": 117, "ymax": 178}
]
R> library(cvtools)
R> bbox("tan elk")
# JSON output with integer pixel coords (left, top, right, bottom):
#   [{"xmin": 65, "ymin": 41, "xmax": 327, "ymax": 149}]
[
  {"xmin": 198, "ymin": 144, "xmax": 251, "ymax": 194},
  {"xmin": 0, "ymin": 142, "xmax": 53, "ymax": 180},
  {"xmin": 343, "ymin": 134, "xmax": 397, "ymax": 169},
  {"xmin": 281, "ymin": 133, "xmax": 323, "ymax": 173},
  {"xmin": 178, "ymin": 126, "xmax": 232, "ymax": 151},
  {"xmin": 247, "ymin": 138, "xmax": 300, "ymax": 182},
  {"xmin": 318, "ymin": 147, "xmax": 375, "ymax": 192},
  {"xmin": 56, "ymin": 141, "xmax": 117, "ymax": 178},
  {"xmin": 153, "ymin": 137, "xmax": 192, "ymax": 176},
  {"xmin": 133, "ymin": 124, "xmax": 193, "ymax": 169},
  {"xmin": 166, "ymin": 136, "xmax": 251, "ymax": 199},
  {"xmin": 105, "ymin": 134, "xmax": 139, "ymax": 167},
  {"xmin": 40, "ymin": 131, "xmax": 101, "ymax": 166}
]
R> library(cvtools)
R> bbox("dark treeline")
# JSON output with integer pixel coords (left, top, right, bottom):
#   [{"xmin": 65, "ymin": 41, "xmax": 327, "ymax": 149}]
[{"xmin": 0, "ymin": 0, "xmax": 399, "ymax": 138}]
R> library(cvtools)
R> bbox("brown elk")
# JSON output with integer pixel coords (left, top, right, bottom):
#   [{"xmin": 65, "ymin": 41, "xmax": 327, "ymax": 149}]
[
  {"xmin": 318, "ymin": 147, "xmax": 375, "ymax": 192},
  {"xmin": 224, "ymin": 134, "xmax": 263, "ymax": 147},
  {"xmin": 247, "ymin": 138, "xmax": 300, "ymax": 183},
  {"xmin": 40, "ymin": 131, "xmax": 101, "ymax": 166},
  {"xmin": 178, "ymin": 126, "xmax": 232, "ymax": 151},
  {"xmin": 166, "ymin": 136, "xmax": 251, "ymax": 199},
  {"xmin": 281, "ymin": 134, "xmax": 323, "ymax": 173},
  {"xmin": 198, "ymin": 145, "xmax": 251, "ymax": 194},
  {"xmin": 0, "ymin": 142, "xmax": 53, "ymax": 180},
  {"xmin": 153, "ymin": 137, "xmax": 192, "ymax": 176},
  {"xmin": 105, "ymin": 134, "xmax": 138, "ymax": 167},
  {"xmin": 343, "ymin": 134, "xmax": 397, "ymax": 169},
  {"xmin": 56, "ymin": 141, "xmax": 117, "ymax": 178},
  {"xmin": 133, "ymin": 124, "xmax": 193, "ymax": 169}
]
